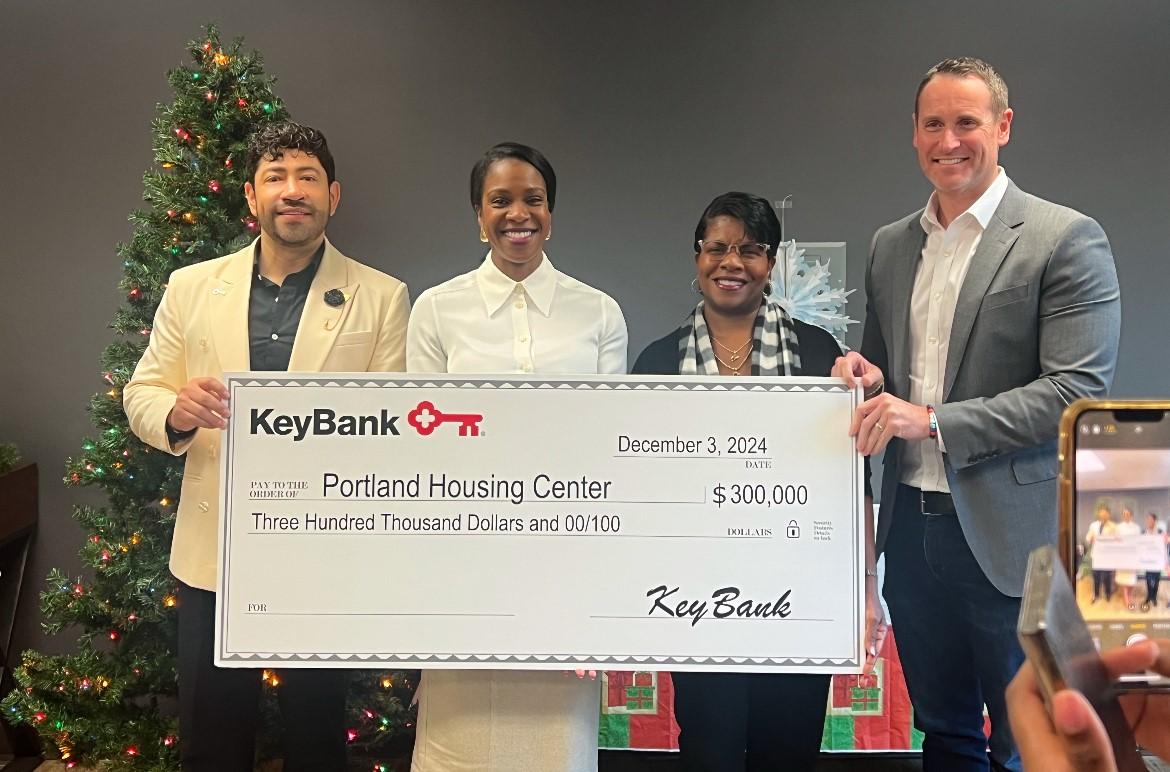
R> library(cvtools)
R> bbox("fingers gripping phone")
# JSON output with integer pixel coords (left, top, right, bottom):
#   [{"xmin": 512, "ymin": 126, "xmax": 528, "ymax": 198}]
[
  {"xmin": 1018, "ymin": 544, "xmax": 1145, "ymax": 772},
  {"xmin": 1060, "ymin": 399, "xmax": 1170, "ymax": 689}
]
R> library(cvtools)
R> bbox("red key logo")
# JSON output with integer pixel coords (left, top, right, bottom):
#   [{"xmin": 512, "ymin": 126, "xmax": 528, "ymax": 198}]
[{"xmin": 407, "ymin": 401, "xmax": 484, "ymax": 437}]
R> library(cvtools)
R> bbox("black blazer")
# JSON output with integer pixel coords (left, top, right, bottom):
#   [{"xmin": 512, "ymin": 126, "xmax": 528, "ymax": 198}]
[{"xmin": 631, "ymin": 318, "xmax": 843, "ymax": 377}]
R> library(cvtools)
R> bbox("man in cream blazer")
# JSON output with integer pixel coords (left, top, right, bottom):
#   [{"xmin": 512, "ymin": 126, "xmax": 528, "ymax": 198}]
[{"xmin": 125, "ymin": 122, "xmax": 408, "ymax": 772}]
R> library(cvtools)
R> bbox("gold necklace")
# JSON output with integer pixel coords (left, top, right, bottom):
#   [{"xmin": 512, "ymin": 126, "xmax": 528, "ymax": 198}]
[
  {"xmin": 712, "ymin": 335, "xmax": 753, "ymax": 364},
  {"xmin": 712, "ymin": 344, "xmax": 752, "ymax": 375}
]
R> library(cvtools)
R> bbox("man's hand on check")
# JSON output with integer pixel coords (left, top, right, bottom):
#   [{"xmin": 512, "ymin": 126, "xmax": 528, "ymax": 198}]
[{"xmin": 168, "ymin": 376, "xmax": 231, "ymax": 432}]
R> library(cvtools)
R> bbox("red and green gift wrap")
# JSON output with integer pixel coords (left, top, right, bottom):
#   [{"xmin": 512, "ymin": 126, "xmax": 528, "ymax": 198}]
[{"xmin": 598, "ymin": 629, "xmax": 933, "ymax": 752}]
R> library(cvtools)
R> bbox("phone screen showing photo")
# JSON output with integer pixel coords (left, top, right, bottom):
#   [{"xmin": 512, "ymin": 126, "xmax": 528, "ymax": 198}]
[{"xmin": 1072, "ymin": 408, "xmax": 1170, "ymax": 681}]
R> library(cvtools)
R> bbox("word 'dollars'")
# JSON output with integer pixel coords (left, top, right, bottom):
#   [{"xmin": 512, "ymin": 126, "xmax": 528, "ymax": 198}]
[{"xmin": 250, "ymin": 408, "xmax": 400, "ymax": 441}]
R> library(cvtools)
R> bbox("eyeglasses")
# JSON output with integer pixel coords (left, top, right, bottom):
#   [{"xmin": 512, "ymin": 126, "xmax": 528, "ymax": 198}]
[{"xmin": 696, "ymin": 240, "xmax": 771, "ymax": 260}]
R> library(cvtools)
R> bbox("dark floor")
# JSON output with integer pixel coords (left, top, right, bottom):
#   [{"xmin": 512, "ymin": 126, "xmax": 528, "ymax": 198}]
[
  {"xmin": 15, "ymin": 751, "xmax": 1170, "ymax": 770},
  {"xmin": 598, "ymin": 750, "xmax": 924, "ymax": 771},
  {"xmin": 597, "ymin": 750, "xmax": 1170, "ymax": 771}
]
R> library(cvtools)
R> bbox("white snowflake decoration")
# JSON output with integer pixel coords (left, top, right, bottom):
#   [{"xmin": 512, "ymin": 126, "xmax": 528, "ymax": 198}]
[{"xmin": 769, "ymin": 240, "xmax": 857, "ymax": 335}]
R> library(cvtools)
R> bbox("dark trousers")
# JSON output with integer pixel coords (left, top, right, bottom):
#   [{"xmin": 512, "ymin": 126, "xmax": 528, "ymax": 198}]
[
  {"xmin": 1092, "ymin": 569, "xmax": 1114, "ymax": 601},
  {"xmin": 1146, "ymin": 572, "xmax": 1162, "ymax": 605},
  {"xmin": 882, "ymin": 486, "xmax": 1023, "ymax": 772},
  {"xmin": 177, "ymin": 582, "xmax": 347, "ymax": 772},
  {"xmin": 672, "ymin": 670, "xmax": 831, "ymax": 772}
]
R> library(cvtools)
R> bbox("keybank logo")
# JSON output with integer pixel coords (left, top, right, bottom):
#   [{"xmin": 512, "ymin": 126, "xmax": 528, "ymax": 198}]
[
  {"xmin": 407, "ymin": 401, "xmax": 484, "ymax": 437},
  {"xmin": 250, "ymin": 408, "xmax": 400, "ymax": 441}
]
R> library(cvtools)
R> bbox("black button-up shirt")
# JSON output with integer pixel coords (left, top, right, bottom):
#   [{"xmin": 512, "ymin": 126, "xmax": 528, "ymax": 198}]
[{"xmin": 248, "ymin": 243, "xmax": 324, "ymax": 371}]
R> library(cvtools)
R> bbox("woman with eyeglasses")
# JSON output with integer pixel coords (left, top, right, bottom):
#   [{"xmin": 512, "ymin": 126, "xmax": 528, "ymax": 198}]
[
  {"xmin": 631, "ymin": 191, "xmax": 882, "ymax": 771},
  {"xmin": 406, "ymin": 142, "xmax": 627, "ymax": 771}
]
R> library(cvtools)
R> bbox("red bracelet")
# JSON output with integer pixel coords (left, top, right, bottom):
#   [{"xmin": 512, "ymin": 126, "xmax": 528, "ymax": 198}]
[{"xmin": 926, "ymin": 405, "xmax": 938, "ymax": 440}]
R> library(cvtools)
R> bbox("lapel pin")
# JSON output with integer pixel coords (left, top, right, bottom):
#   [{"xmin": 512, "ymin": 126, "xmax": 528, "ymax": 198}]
[
  {"xmin": 324, "ymin": 288, "xmax": 346, "ymax": 308},
  {"xmin": 211, "ymin": 287, "xmax": 225, "ymax": 296}
]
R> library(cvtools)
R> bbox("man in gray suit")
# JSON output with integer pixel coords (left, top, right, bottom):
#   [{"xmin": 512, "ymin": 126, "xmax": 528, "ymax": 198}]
[{"xmin": 835, "ymin": 57, "xmax": 1120, "ymax": 771}]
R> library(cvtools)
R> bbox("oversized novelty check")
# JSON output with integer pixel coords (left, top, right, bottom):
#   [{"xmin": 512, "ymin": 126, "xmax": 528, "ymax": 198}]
[{"xmin": 215, "ymin": 373, "xmax": 865, "ymax": 672}]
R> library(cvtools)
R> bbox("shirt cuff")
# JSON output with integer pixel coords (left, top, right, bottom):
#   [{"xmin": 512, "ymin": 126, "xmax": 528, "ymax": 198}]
[{"xmin": 166, "ymin": 422, "xmax": 197, "ymax": 447}]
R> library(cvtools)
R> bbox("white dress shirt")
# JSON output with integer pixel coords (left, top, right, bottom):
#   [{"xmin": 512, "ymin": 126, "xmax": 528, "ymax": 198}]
[
  {"xmin": 901, "ymin": 169, "xmax": 1010, "ymax": 492},
  {"xmin": 407, "ymin": 253, "xmax": 627, "ymax": 375}
]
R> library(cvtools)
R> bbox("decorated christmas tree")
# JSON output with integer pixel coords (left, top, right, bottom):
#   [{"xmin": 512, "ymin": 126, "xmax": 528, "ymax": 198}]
[{"xmin": 2, "ymin": 25, "xmax": 415, "ymax": 771}]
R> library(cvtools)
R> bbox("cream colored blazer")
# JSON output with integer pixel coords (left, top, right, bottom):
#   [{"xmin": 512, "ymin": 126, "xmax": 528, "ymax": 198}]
[{"xmin": 124, "ymin": 238, "xmax": 409, "ymax": 590}]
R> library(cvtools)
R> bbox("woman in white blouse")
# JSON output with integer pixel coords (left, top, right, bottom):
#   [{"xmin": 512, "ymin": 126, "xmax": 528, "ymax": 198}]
[{"xmin": 406, "ymin": 142, "xmax": 627, "ymax": 771}]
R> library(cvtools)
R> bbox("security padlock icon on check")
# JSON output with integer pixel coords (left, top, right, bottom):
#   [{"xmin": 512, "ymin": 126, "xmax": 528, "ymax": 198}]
[{"xmin": 786, "ymin": 520, "xmax": 800, "ymax": 539}]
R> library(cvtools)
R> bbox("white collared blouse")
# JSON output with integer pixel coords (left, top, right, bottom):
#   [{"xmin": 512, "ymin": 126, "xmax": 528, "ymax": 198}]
[{"xmin": 407, "ymin": 253, "xmax": 628, "ymax": 375}]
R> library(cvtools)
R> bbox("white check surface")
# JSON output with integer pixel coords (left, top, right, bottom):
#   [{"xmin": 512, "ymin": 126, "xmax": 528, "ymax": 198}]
[{"xmin": 215, "ymin": 374, "xmax": 864, "ymax": 672}]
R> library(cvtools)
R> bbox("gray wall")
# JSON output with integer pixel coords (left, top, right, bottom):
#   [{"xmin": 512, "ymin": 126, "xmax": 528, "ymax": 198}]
[{"xmin": 2, "ymin": 0, "xmax": 1168, "ymax": 655}]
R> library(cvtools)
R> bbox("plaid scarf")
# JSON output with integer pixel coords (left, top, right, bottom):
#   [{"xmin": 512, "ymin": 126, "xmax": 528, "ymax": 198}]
[{"xmin": 679, "ymin": 300, "xmax": 801, "ymax": 376}]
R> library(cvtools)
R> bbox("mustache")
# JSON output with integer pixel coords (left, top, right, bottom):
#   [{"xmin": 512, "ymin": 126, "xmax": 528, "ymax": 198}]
[{"xmin": 276, "ymin": 205, "xmax": 314, "ymax": 214}]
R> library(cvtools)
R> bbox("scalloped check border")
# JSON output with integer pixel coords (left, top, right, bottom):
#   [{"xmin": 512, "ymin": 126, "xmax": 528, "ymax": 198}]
[{"xmin": 221, "ymin": 374, "xmax": 860, "ymax": 668}]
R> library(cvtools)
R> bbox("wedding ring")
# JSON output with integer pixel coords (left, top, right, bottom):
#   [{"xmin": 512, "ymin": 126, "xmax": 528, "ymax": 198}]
[{"xmin": 875, "ymin": 422, "xmax": 884, "ymax": 432}]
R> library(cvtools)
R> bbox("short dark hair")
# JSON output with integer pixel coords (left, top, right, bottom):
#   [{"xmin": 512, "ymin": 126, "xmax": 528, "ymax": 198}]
[
  {"xmin": 915, "ymin": 57, "xmax": 1009, "ymax": 117},
  {"xmin": 245, "ymin": 121, "xmax": 336, "ymax": 185},
  {"xmin": 693, "ymin": 192, "xmax": 781, "ymax": 257},
  {"xmin": 469, "ymin": 142, "xmax": 557, "ymax": 212}
]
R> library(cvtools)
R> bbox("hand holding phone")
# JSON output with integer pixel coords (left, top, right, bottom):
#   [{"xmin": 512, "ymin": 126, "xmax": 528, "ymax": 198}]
[
  {"xmin": 1016, "ymin": 544, "xmax": 1145, "ymax": 771},
  {"xmin": 1009, "ymin": 635, "xmax": 1170, "ymax": 771}
]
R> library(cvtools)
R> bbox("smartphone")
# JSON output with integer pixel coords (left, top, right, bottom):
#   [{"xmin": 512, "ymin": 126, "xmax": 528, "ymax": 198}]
[
  {"xmin": 1060, "ymin": 399, "xmax": 1170, "ymax": 688},
  {"xmin": 1018, "ymin": 544, "xmax": 1145, "ymax": 772}
]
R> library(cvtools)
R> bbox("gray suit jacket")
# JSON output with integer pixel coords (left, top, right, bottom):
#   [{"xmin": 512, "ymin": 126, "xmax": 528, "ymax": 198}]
[{"xmin": 864, "ymin": 182, "xmax": 1120, "ymax": 596}]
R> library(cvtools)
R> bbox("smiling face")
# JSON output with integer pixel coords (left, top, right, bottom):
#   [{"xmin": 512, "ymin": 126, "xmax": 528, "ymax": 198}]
[
  {"xmin": 477, "ymin": 157, "xmax": 551, "ymax": 281},
  {"xmin": 244, "ymin": 148, "xmax": 340, "ymax": 251},
  {"xmin": 913, "ymin": 74, "xmax": 1012, "ymax": 221},
  {"xmin": 694, "ymin": 215, "xmax": 775, "ymax": 320}
]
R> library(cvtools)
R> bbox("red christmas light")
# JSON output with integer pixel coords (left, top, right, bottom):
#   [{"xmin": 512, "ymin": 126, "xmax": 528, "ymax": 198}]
[
  {"xmin": 237, "ymin": 97, "xmax": 248, "ymax": 108},
  {"xmin": 72, "ymin": 584, "xmax": 84, "ymax": 596},
  {"xmin": 346, "ymin": 729, "xmax": 358, "ymax": 743},
  {"xmin": 128, "ymin": 287, "xmax": 141, "ymax": 300},
  {"xmin": 208, "ymin": 180, "xmax": 221, "ymax": 193},
  {"xmin": 108, "ymin": 630, "xmax": 119, "ymax": 641},
  {"xmin": 100, "ymin": 550, "xmax": 111, "ymax": 562},
  {"xmin": 164, "ymin": 735, "xmax": 176, "ymax": 747},
  {"xmin": 32, "ymin": 712, "xmax": 46, "ymax": 723},
  {"xmin": 125, "ymin": 746, "xmax": 138, "ymax": 756},
  {"xmin": 224, "ymin": 156, "xmax": 233, "ymax": 168}
]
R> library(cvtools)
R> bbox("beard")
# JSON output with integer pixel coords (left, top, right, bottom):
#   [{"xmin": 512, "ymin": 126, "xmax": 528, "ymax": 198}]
[{"xmin": 260, "ymin": 207, "xmax": 329, "ymax": 248}]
